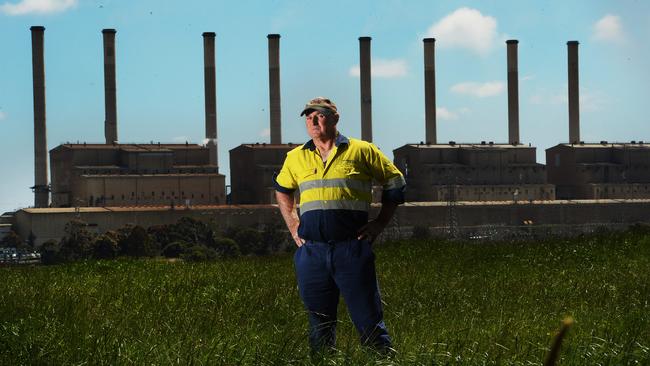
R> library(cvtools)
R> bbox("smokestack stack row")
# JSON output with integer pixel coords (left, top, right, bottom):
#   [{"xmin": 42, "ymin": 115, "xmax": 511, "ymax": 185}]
[
  {"xmin": 267, "ymin": 34, "xmax": 281, "ymax": 144},
  {"xmin": 203, "ymin": 32, "xmax": 219, "ymax": 167},
  {"xmin": 567, "ymin": 41, "xmax": 580, "ymax": 144},
  {"xmin": 423, "ymin": 38, "xmax": 436, "ymax": 144},
  {"xmin": 506, "ymin": 40, "xmax": 519, "ymax": 145},
  {"xmin": 30, "ymin": 26, "xmax": 49, "ymax": 208},
  {"xmin": 359, "ymin": 36, "xmax": 372, "ymax": 142},
  {"xmin": 102, "ymin": 29, "xmax": 118, "ymax": 144}
]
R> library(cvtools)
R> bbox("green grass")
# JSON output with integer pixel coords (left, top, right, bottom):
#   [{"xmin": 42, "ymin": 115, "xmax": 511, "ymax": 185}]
[{"xmin": 1, "ymin": 232, "xmax": 649, "ymax": 365}]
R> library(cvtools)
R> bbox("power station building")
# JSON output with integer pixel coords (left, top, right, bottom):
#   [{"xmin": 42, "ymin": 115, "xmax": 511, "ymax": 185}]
[
  {"xmin": 393, "ymin": 39, "xmax": 554, "ymax": 202},
  {"xmin": 50, "ymin": 143, "xmax": 225, "ymax": 207},
  {"xmin": 30, "ymin": 28, "xmax": 226, "ymax": 208},
  {"xmin": 228, "ymin": 36, "xmax": 379, "ymax": 204},
  {"xmin": 546, "ymin": 41, "xmax": 650, "ymax": 199},
  {"xmin": 25, "ymin": 26, "xmax": 650, "ymax": 210},
  {"xmin": 547, "ymin": 142, "xmax": 650, "ymax": 199}
]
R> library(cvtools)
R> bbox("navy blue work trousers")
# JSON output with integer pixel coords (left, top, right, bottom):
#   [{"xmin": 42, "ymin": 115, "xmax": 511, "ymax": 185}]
[{"xmin": 293, "ymin": 239, "xmax": 391, "ymax": 351}]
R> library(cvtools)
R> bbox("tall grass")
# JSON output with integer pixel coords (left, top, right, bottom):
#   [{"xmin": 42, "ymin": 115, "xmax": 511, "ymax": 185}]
[{"xmin": 1, "ymin": 232, "xmax": 649, "ymax": 365}]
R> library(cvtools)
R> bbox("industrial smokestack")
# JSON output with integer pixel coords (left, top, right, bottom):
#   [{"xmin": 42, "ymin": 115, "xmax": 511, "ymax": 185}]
[
  {"xmin": 567, "ymin": 41, "xmax": 580, "ymax": 144},
  {"xmin": 506, "ymin": 40, "xmax": 519, "ymax": 145},
  {"xmin": 203, "ymin": 32, "xmax": 218, "ymax": 167},
  {"xmin": 267, "ymin": 34, "xmax": 281, "ymax": 144},
  {"xmin": 359, "ymin": 36, "xmax": 372, "ymax": 142},
  {"xmin": 30, "ymin": 26, "xmax": 49, "ymax": 208},
  {"xmin": 423, "ymin": 38, "xmax": 436, "ymax": 144},
  {"xmin": 102, "ymin": 29, "xmax": 118, "ymax": 144}
]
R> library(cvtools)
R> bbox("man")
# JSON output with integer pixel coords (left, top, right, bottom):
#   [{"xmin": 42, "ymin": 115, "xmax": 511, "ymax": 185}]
[{"xmin": 274, "ymin": 97, "xmax": 406, "ymax": 352}]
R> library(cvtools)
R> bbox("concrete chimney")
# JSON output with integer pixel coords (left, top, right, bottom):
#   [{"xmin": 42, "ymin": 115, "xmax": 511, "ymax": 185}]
[
  {"xmin": 30, "ymin": 26, "xmax": 49, "ymax": 208},
  {"xmin": 506, "ymin": 40, "xmax": 519, "ymax": 145},
  {"xmin": 567, "ymin": 41, "xmax": 580, "ymax": 144},
  {"xmin": 267, "ymin": 34, "xmax": 281, "ymax": 144},
  {"xmin": 359, "ymin": 36, "xmax": 372, "ymax": 142},
  {"xmin": 102, "ymin": 29, "xmax": 118, "ymax": 144},
  {"xmin": 423, "ymin": 38, "xmax": 436, "ymax": 144},
  {"xmin": 203, "ymin": 32, "xmax": 218, "ymax": 167}
]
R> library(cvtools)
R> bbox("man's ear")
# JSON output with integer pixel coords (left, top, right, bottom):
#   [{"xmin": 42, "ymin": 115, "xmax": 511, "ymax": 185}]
[{"xmin": 331, "ymin": 113, "xmax": 340, "ymax": 124}]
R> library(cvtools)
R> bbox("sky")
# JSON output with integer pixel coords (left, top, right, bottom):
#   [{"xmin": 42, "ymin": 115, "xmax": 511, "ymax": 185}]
[{"xmin": 1, "ymin": 0, "xmax": 649, "ymax": 213}]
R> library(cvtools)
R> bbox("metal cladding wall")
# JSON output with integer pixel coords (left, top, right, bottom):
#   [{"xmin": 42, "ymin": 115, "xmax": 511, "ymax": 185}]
[{"xmin": 15, "ymin": 200, "xmax": 650, "ymax": 246}]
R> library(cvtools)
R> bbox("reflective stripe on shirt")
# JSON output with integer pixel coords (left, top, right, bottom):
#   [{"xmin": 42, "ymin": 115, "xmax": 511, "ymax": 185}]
[{"xmin": 299, "ymin": 199, "xmax": 371, "ymax": 214}]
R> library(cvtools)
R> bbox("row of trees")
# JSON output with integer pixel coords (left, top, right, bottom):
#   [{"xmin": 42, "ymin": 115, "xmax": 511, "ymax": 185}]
[{"xmin": 36, "ymin": 217, "xmax": 290, "ymax": 264}]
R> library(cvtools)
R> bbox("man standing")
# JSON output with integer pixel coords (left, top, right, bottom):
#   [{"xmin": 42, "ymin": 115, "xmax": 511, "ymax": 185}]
[{"xmin": 274, "ymin": 97, "xmax": 406, "ymax": 352}]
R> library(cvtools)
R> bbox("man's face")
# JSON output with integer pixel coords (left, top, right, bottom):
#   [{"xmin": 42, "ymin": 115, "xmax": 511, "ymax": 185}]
[{"xmin": 305, "ymin": 110, "xmax": 336, "ymax": 140}]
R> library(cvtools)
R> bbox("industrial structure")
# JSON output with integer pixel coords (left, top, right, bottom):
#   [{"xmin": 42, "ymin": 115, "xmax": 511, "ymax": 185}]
[
  {"xmin": 393, "ymin": 39, "xmax": 554, "ymax": 202},
  {"xmin": 21, "ymin": 25, "xmax": 650, "ymax": 221},
  {"xmin": 39, "ymin": 28, "xmax": 226, "ymax": 207},
  {"xmin": 229, "ymin": 35, "xmax": 380, "ymax": 204},
  {"xmin": 228, "ymin": 34, "xmax": 295, "ymax": 204},
  {"xmin": 546, "ymin": 41, "xmax": 650, "ymax": 199}
]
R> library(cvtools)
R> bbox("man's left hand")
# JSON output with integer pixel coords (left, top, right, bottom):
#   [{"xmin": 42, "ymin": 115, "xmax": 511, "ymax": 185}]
[{"xmin": 357, "ymin": 220, "xmax": 386, "ymax": 244}]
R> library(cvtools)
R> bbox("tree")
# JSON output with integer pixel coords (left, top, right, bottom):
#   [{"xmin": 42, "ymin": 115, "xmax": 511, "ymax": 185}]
[
  {"xmin": 171, "ymin": 217, "xmax": 215, "ymax": 247},
  {"xmin": 262, "ymin": 222, "xmax": 288, "ymax": 253},
  {"xmin": 92, "ymin": 234, "xmax": 120, "ymax": 259},
  {"xmin": 122, "ymin": 225, "xmax": 157, "ymax": 257},
  {"xmin": 59, "ymin": 219, "xmax": 95, "ymax": 261},
  {"xmin": 162, "ymin": 240, "xmax": 191, "ymax": 258},
  {"xmin": 1, "ymin": 230, "xmax": 23, "ymax": 248},
  {"xmin": 212, "ymin": 236, "xmax": 240, "ymax": 258},
  {"xmin": 234, "ymin": 227, "xmax": 265, "ymax": 255},
  {"xmin": 39, "ymin": 239, "xmax": 61, "ymax": 265},
  {"xmin": 181, "ymin": 245, "xmax": 218, "ymax": 262}
]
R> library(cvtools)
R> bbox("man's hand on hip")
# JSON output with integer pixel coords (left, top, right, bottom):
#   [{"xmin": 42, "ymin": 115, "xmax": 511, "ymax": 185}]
[
  {"xmin": 292, "ymin": 231, "xmax": 306, "ymax": 247},
  {"xmin": 357, "ymin": 220, "xmax": 386, "ymax": 244}
]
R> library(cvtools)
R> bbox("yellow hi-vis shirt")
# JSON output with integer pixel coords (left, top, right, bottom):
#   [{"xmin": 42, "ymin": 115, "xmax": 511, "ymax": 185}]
[{"xmin": 274, "ymin": 133, "xmax": 406, "ymax": 242}]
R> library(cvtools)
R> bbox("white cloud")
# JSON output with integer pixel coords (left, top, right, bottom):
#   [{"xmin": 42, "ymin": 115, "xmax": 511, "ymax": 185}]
[
  {"xmin": 592, "ymin": 14, "xmax": 626, "ymax": 44},
  {"xmin": 425, "ymin": 7, "xmax": 499, "ymax": 55},
  {"xmin": 451, "ymin": 81, "xmax": 505, "ymax": 97},
  {"xmin": 436, "ymin": 107, "xmax": 458, "ymax": 121},
  {"xmin": 0, "ymin": 0, "xmax": 77, "ymax": 15},
  {"xmin": 0, "ymin": 111, "xmax": 6, "ymax": 120},
  {"xmin": 259, "ymin": 128, "xmax": 270, "ymax": 137},
  {"xmin": 349, "ymin": 59, "xmax": 407, "ymax": 78}
]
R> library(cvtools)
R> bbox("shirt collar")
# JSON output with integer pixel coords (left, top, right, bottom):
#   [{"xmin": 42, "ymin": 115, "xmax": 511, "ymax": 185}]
[{"xmin": 302, "ymin": 133, "xmax": 349, "ymax": 151}]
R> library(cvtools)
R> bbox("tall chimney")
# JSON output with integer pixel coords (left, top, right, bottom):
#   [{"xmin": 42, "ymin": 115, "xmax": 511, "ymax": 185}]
[
  {"xmin": 102, "ymin": 29, "xmax": 118, "ymax": 144},
  {"xmin": 30, "ymin": 26, "xmax": 49, "ymax": 208},
  {"xmin": 567, "ymin": 41, "xmax": 580, "ymax": 144},
  {"xmin": 359, "ymin": 36, "xmax": 372, "ymax": 142},
  {"xmin": 423, "ymin": 38, "xmax": 436, "ymax": 144},
  {"xmin": 203, "ymin": 32, "xmax": 218, "ymax": 167},
  {"xmin": 267, "ymin": 34, "xmax": 281, "ymax": 144},
  {"xmin": 506, "ymin": 40, "xmax": 519, "ymax": 145}
]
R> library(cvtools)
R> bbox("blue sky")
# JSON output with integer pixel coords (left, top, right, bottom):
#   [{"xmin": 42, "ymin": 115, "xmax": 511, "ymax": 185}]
[{"xmin": 1, "ymin": 0, "xmax": 649, "ymax": 212}]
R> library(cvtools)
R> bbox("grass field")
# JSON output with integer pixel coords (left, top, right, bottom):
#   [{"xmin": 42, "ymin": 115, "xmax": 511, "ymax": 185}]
[{"xmin": 1, "ymin": 231, "xmax": 649, "ymax": 365}]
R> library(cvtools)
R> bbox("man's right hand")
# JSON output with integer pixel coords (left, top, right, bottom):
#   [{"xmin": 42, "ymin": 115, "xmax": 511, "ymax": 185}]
[{"xmin": 292, "ymin": 232, "xmax": 306, "ymax": 247}]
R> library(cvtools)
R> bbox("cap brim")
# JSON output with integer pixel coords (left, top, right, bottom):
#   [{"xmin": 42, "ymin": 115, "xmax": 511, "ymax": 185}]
[{"xmin": 300, "ymin": 106, "xmax": 332, "ymax": 117}]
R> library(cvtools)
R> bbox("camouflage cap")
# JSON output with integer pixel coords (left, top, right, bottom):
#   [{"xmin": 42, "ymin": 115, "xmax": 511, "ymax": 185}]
[{"xmin": 300, "ymin": 97, "xmax": 338, "ymax": 116}]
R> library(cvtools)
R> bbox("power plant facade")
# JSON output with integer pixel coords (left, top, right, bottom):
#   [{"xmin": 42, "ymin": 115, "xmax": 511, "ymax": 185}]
[
  {"xmin": 50, "ymin": 143, "xmax": 225, "ymax": 207},
  {"xmin": 23, "ymin": 27, "xmax": 650, "ymax": 213},
  {"xmin": 547, "ymin": 142, "xmax": 650, "ymax": 199},
  {"xmin": 394, "ymin": 39, "xmax": 555, "ymax": 202}
]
